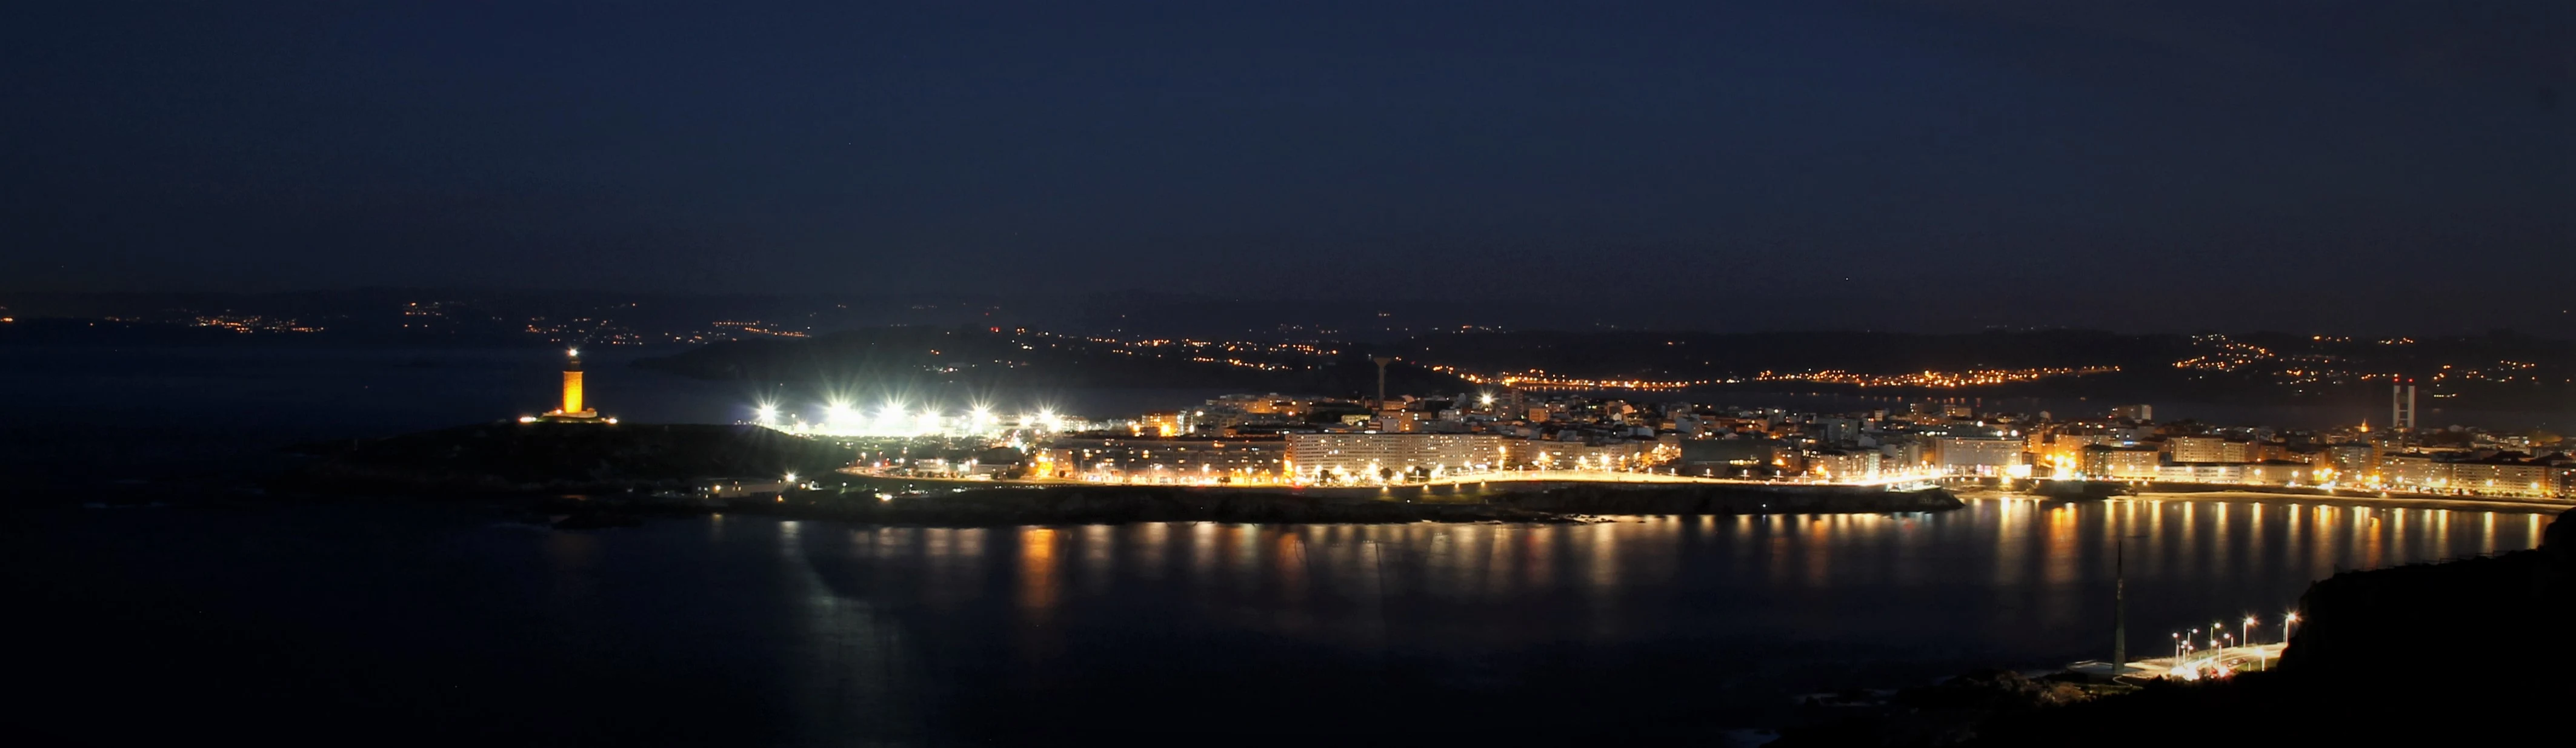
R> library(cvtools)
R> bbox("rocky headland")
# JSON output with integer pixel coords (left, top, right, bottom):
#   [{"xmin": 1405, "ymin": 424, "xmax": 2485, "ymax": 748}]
[{"xmin": 277, "ymin": 422, "xmax": 1963, "ymax": 525}]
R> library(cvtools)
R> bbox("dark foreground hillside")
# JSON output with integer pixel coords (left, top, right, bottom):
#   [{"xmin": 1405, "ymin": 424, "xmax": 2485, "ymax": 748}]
[{"xmin": 1780, "ymin": 506, "xmax": 2574, "ymax": 747}]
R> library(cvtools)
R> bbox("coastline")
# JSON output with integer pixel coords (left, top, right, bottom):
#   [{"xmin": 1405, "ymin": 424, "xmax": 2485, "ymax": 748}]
[
  {"xmin": 1773, "ymin": 506, "xmax": 2573, "ymax": 746},
  {"xmin": 1962, "ymin": 486, "xmax": 2572, "ymax": 515},
  {"xmin": 269, "ymin": 423, "xmax": 1968, "ymax": 526},
  {"xmin": 508, "ymin": 480, "xmax": 1968, "ymax": 528}
]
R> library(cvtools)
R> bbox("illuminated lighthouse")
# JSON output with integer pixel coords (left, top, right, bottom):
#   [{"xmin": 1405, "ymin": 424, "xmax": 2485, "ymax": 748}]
[{"xmin": 531, "ymin": 348, "xmax": 606, "ymax": 422}]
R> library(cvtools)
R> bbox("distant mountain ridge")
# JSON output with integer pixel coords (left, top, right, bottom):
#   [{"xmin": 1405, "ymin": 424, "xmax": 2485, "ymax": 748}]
[
  {"xmin": 636, "ymin": 325, "xmax": 2576, "ymax": 414},
  {"xmin": 634, "ymin": 326, "xmax": 1471, "ymax": 400}
]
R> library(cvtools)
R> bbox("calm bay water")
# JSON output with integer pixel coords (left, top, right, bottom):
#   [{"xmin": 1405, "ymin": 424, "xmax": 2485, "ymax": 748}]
[
  {"xmin": 3, "ymin": 345, "xmax": 2563, "ymax": 743},
  {"xmin": 10, "ymin": 497, "xmax": 2554, "ymax": 745}
]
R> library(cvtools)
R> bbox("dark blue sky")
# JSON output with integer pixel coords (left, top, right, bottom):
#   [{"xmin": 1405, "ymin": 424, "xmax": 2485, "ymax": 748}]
[{"xmin": 4, "ymin": 1, "xmax": 2568, "ymax": 331}]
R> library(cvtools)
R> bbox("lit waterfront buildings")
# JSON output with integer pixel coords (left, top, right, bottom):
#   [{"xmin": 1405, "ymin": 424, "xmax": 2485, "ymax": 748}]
[
  {"xmin": 1930, "ymin": 436, "xmax": 2023, "ymax": 477},
  {"xmin": 1038, "ymin": 435, "xmax": 1286, "ymax": 482},
  {"xmin": 2163, "ymin": 435, "xmax": 2253, "ymax": 464},
  {"xmin": 787, "ymin": 376, "xmax": 2575, "ymax": 499},
  {"xmin": 1285, "ymin": 433, "xmax": 1504, "ymax": 480},
  {"xmin": 2078, "ymin": 445, "xmax": 2162, "ymax": 480}
]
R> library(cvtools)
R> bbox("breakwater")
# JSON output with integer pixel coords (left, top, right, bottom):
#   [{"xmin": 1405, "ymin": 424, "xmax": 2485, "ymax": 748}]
[
  {"xmin": 1488, "ymin": 482, "xmax": 1961, "ymax": 515},
  {"xmin": 764, "ymin": 480, "xmax": 1960, "ymax": 526}
]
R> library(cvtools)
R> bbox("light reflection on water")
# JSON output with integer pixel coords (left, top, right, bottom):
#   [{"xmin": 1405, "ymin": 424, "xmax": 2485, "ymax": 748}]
[
  {"xmin": 27, "ymin": 498, "xmax": 2556, "ymax": 744},
  {"xmin": 788, "ymin": 499, "xmax": 2552, "ymax": 672},
  {"xmin": 521, "ymin": 497, "xmax": 2569, "ymax": 743}
]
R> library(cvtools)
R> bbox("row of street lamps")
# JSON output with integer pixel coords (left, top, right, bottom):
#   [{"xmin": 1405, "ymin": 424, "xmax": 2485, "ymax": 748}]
[{"xmin": 2170, "ymin": 612, "xmax": 2300, "ymax": 678}]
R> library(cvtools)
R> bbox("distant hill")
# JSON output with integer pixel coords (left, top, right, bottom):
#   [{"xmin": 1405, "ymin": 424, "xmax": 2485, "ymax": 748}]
[
  {"xmin": 634, "ymin": 326, "xmax": 1473, "ymax": 400},
  {"xmin": 1392, "ymin": 329, "xmax": 2186, "ymax": 378},
  {"xmin": 1386, "ymin": 328, "xmax": 2576, "ymax": 411}
]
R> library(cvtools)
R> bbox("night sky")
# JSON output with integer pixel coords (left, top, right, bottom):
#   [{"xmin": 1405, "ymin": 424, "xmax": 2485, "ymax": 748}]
[{"xmin": 5, "ymin": 2, "xmax": 2568, "ymax": 331}]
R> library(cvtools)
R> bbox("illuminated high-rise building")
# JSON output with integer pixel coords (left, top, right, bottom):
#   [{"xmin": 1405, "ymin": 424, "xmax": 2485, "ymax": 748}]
[{"xmin": 2391, "ymin": 380, "xmax": 2416, "ymax": 432}]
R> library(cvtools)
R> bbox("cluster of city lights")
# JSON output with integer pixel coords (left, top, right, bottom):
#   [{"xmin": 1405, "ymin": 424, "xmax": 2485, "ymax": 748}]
[
  {"xmin": 2160, "ymin": 613, "xmax": 2296, "ymax": 681},
  {"xmin": 2164, "ymin": 334, "xmax": 2564, "ymax": 388},
  {"xmin": 190, "ymin": 314, "xmax": 325, "ymax": 334},
  {"xmin": 1433, "ymin": 366, "xmax": 1716, "ymax": 391},
  {"xmin": 1429, "ymin": 364, "xmax": 2123, "ymax": 392},
  {"xmin": 2172, "ymin": 334, "xmax": 2277, "ymax": 373},
  {"xmin": 1025, "ymin": 331, "xmax": 1333, "ymax": 372},
  {"xmin": 1754, "ymin": 366, "xmax": 2118, "ymax": 388},
  {"xmin": 755, "ymin": 400, "xmax": 1070, "ymax": 438},
  {"xmin": 709, "ymin": 320, "xmax": 810, "ymax": 338}
]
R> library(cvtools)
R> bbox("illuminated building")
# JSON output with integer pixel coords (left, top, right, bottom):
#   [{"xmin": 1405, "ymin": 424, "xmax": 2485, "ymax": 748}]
[
  {"xmin": 1041, "ymin": 436, "xmax": 1285, "ymax": 482},
  {"xmin": 2423, "ymin": 454, "xmax": 2564, "ymax": 498},
  {"xmin": 1931, "ymin": 436, "xmax": 2023, "ymax": 476},
  {"xmin": 2163, "ymin": 435, "xmax": 2251, "ymax": 464},
  {"xmin": 1286, "ymin": 433, "xmax": 1503, "ymax": 479},
  {"xmin": 2035, "ymin": 431, "xmax": 2120, "ymax": 466},
  {"xmin": 1208, "ymin": 393, "xmax": 1316, "ymax": 417},
  {"xmin": 2157, "ymin": 463, "xmax": 2246, "ymax": 484},
  {"xmin": 1811, "ymin": 450, "xmax": 1880, "ymax": 481},
  {"xmin": 1135, "ymin": 411, "xmax": 1186, "ymax": 437},
  {"xmin": 2391, "ymin": 381, "xmax": 2417, "ymax": 432},
  {"xmin": 2079, "ymin": 445, "xmax": 2161, "ymax": 480},
  {"xmin": 2240, "ymin": 461, "xmax": 2323, "ymax": 486},
  {"xmin": 1373, "ymin": 411, "xmax": 1423, "ymax": 433},
  {"xmin": 1679, "ymin": 439, "xmax": 1784, "ymax": 476},
  {"xmin": 2323, "ymin": 442, "xmax": 2376, "ymax": 477},
  {"xmin": 1503, "ymin": 437, "xmax": 1665, "ymax": 470},
  {"xmin": 532, "ymin": 348, "xmax": 607, "ymax": 422},
  {"xmin": 2381, "ymin": 454, "xmax": 2445, "ymax": 490}
]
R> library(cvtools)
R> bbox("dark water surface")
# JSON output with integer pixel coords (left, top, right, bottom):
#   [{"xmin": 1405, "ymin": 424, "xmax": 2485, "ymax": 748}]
[
  {"xmin": 10, "ymin": 498, "xmax": 2553, "ymax": 745},
  {"xmin": 4, "ymin": 345, "xmax": 2562, "ymax": 744}
]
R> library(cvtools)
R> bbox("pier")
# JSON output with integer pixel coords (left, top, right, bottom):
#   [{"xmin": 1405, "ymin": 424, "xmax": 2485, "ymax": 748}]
[{"xmin": 2069, "ymin": 643, "xmax": 2288, "ymax": 681}]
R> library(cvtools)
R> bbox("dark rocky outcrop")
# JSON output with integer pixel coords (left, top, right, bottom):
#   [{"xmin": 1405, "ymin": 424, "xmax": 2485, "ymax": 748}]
[
  {"xmin": 1964, "ymin": 506, "xmax": 2574, "ymax": 747},
  {"xmin": 277, "ymin": 422, "xmax": 853, "ymax": 495},
  {"xmin": 1777, "ymin": 506, "xmax": 2572, "ymax": 747},
  {"xmin": 1777, "ymin": 671, "xmax": 2102, "ymax": 748}
]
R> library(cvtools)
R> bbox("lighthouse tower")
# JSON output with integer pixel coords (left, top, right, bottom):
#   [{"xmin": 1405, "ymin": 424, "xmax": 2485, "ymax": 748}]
[{"xmin": 539, "ymin": 348, "xmax": 602, "ymax": 421}]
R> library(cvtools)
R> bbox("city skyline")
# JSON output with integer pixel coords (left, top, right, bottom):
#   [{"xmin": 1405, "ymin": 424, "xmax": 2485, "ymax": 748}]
[{"xmin": 10, "ymin": 4, "xmax": 2568, "ymax": 744}]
